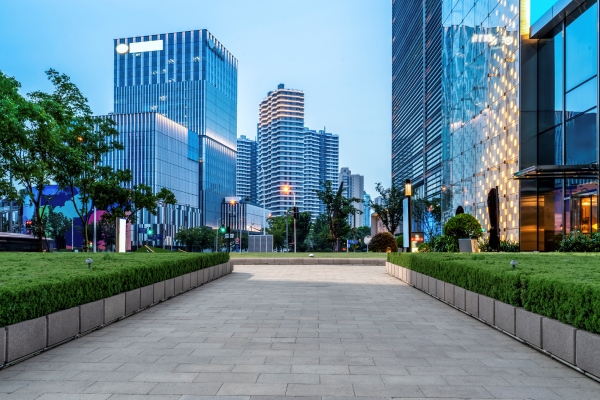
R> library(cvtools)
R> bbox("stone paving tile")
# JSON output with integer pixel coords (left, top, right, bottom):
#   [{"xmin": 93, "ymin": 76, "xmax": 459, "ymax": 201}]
[{"xmin": 1, "ymin": 264, "xmax": 599, "ymax": 399}]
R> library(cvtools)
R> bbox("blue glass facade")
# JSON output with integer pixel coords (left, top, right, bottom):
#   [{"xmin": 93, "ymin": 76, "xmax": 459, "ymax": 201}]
[
  {"xmin": 441, "ymin": 0, "xmax": 521, "ymax": 241},
  {"xmin": 236, "ymin": 135, "xmax": 258, "ymax": 204},
  {"xmin": 391, "ymin": 0, "xmax": 443, "ymax": 198},
  {"xmin": 519, "ymin": 0, "xmax": 599, "ymax": 250},
  {"xmin": 113, "ymin": 30, "xmax": 238, "ymax": 227}
]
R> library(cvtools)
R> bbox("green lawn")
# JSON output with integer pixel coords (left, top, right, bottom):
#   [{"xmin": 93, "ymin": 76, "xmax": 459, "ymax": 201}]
[
  {"xmin": 229, "ymin": 252, "xmax": 387, "ymax": 259},
  {"xmin": 389, "ymin": 252, "xmax": 600, "ymax": 333}
]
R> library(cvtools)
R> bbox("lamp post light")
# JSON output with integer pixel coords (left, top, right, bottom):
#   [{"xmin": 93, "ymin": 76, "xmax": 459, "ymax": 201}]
[
  {"xmin": 282, "ymin": 186, "xmax": 297, "ymax": 253},
  {"xmin": 405, "ymin": 179, "xmax": 412, "ymax": 252},
  {"xmin": 215, "ymin": 217, "xmax": 222, "ymax": 252}
]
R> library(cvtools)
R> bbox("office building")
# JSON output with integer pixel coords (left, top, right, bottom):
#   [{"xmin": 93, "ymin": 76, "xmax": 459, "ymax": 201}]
[
  {"xmin": 338, "ymin": 168, "xmax": 364, "ymax": 228},
  {"xmin": 391, "ymin": 0, "xmax": 442, "ymax": 198},
  {"xmin": 236, "ymin": 135, "xmax": 258, "ymax": 204},
  {"xmin": 517, "ymin": 0, "xmax": 599, "ymax": 250},
  {"xmin": 258, "ymin": 84, "xmax": 339, "ymax": 219},
  {"xmin": 363, "ymin": 191, "xmax": 371, "ymax": 227},
  {"xmin": 113, "ymin": 30, "xmax": 238, "ymax": 227},
  {"xmin": 304, "ymin": 128, "xmax": 339, "ymax": 217},
  {"xmin": 100, "ymin": 113, "xmax": 202, "ymax": 246},
  {"xmin": 441, "ymin": 0, "xmax": 520, "ymax": 240}
]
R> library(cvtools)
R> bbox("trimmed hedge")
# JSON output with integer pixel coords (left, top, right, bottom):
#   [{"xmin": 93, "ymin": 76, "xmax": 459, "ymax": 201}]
[
  {"xmin": 388, "ymin": 252, "xmax": 600, "ymax": 334},
  {"xmin": 0, "ymin": 252, "xmax": 228, "ymax": 327}
]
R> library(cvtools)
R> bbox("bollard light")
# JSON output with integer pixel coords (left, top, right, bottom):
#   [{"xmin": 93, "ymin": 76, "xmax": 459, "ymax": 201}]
[
  {"xmin": 510, "ymin": 260, "xmax": 518, "ymax": 269},
  {"xmin": 85, "ymin": 258, "xmax": 93, "ymax": 269}
]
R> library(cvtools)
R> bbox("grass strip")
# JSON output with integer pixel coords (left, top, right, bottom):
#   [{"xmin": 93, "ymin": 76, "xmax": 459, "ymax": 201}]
[
  {"xmin": 0, "ymin": 252, "xmax": 228, "ymax": 326},
  {"xmin": 388, "ymin": 252, "xmax": 600, "ymax": 334}
]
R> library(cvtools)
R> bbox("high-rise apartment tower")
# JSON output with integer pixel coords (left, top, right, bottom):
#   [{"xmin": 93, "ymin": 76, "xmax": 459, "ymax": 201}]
[{"xmin": 236, "ymin": 135, "xmax": 258, "ymax": 204}]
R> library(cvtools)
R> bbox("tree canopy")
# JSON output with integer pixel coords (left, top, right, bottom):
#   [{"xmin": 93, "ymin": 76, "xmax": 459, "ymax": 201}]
[
  {"xmin": 370, "ymin": 183, "xmax": 404, "ymax": 235},
  {"xmin": 314, "ymin": 181, "xmax": 361, "ymax": 251}
]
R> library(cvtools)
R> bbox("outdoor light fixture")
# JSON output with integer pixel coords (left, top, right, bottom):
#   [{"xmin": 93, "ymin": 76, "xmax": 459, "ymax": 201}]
[
  {"xmin": 85, "ymin": 258, "xmax": 93, "ymax": 269},
  {"xmin": 510, "ymin": 260, "xmax": 518, "ymax": 269},
  {"xmin": 404, "ymin": 179, "xmax": 412, "ymax": 196}
]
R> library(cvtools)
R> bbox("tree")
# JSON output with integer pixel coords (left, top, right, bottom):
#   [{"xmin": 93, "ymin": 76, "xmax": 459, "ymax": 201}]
[
  {"xmin": 370, "ymin": 183, "xmax": 404, "ymax": 235},
  {"xmin": 266, "ymin": 215, "xmax": 286, "ymax": 251},
  {"xmin": 314, "ymin": 181, "xmax": 361, "ymax": 251},
  {"xmin": 175, "ymin": 226, "xmax": 216, "ymax": 252},
  {"xmin": 295, "ymin": 211, "xmax": 312, "ymax": 252},
  {"xmin": 308, "ymin": 213, "xmax": 333, "ymax": 251},
  {"xmin": 46, "ymin": 69, "xmax": 122, "ymax": 252},
  {"xmin": 91, "ymin": 168, "xmax": 176, "ymax": 228},
  {"xmin": 0, "ymin": 70, "xmax": 63, "ymax": 251},
  {"xmin": 41, "ymin": 206, "xmax": 71, "ymax": 249}
]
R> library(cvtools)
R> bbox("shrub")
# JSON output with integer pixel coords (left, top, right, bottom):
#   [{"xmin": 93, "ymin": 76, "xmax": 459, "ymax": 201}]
[
  {"xmin": 557, "ymin": 232, "xmax": 600, "ymax": 252},
  {"xmin": 443, "ymin": 214, "xmax": 483, "ymax": 239},
  {"xmin": 395, "ymin": 235, "xmax": 404, "ymax": 249},
  {"xmin": 432, "ymin": 235, "xmax": 458, "ymax": 252},
  {"xmin": 417, "ymin": 242, "xmax": 432, "ymax": 252},
  {"xmin": 0, "ymin": 252, "xmax": 229, "ymax": 327},
  {"xmin": 479, "ymin": 238, "xmax": 520, "ymax": 252},
  {"xmin": 369, "ymin": 232, "xmax": 398, "ymax": 252},
  {"xmin": 387, "ymin": 252, "xmax": 600, "ymax": 334}
]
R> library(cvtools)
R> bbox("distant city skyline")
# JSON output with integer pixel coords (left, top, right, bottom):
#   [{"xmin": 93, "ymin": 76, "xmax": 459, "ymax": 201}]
[{"xmin": 0, "ymin": 0, "xmax": 391, "ymax": 194}]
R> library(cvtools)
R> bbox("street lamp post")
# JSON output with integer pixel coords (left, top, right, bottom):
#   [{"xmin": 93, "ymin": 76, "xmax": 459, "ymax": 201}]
[{"xmin": 405, "ymin": 179, "xmax": 412, "ymax": 252}]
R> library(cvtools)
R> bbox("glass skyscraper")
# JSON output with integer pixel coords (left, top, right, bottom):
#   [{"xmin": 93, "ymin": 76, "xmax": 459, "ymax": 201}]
[
  {"xmin": 441, "ymin": 0, "xmax": 521, "ymax": 241},
  {"xmin": 113, "ymin": 30, "xmax": 238, "ymax": 227},
  {"xmin": 236, "ymin": 135, "xmax": 258, "ymax": 204},
  {"xmin": 391, "ymin": 0, "xmax": 443, "ymax": 198}
]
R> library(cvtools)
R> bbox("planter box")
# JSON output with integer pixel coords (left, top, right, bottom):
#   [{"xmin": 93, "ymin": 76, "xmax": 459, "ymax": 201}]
[
  {"xmin": 454, "ymin": 287, "xmax": 466, "ymax": 310},
  {"xmin": 0, "ymin": 328, "xmax": 5, "ymax": 364},
  {"xmin": 203, "ymin": 268, "xmax": 209, "ymax": 284},
  {"xmin": 576, "ymin": 330, "xmax": 600, "ymax": 377},
  {"xmin": 319, "ymin": 258, "xmax": 332, "ymax": 265},
  {"xmin": 402, "ymin": 267, "xmax": 407, "ymax": 282},
  {"xmin": 410, "ymin": 270, "xmax": 417, "ymax": 286},
  {"xmin": 494, "ymin": 301, "xmax": 516, "ymax": 335},
  {"xmin": 478, "ymin": 295, "xmax": 495, "ymax": 324},
  {"xmin": 165, "ymin": 278, "xmax": 175, "ymax": 298},
  {"xmin": 140, "ymin": 285, "xmax": 154, "ymax": 308},
  {"xmin": 436, "ymin": 280, "xmax": 444, "ymax": 299},
  {"xmin": 335, "ymin": 258, "xmax": 349, "ymax": 264},
  {"xmin": 154, "ymin": 281, "xmax": 165, "ymax": 303},
  {"xmin": 6, "ymin": 317, "xmax": 46, "ymax": 362},
  {"xmin": 395, "ymin": 265, "xmax": 400, "ymax": 278},
  {"xmin": 209, "ymin": 266, "xmax": 215, "ymax": 281},
  {"xmin": 466, "ymin": 291, "xmax": 479, "ymax": 317},
  {"xmin": 190, "ymin": 270, "xmax": 198, "ymax": 287},
  {"xmin": 422, "ymin": 274, "xmax": 429, "ymax": 292},
  {"xmin": 174, "ymin": 276, "xmax": 183, "ymax": 294},
  {"xmin": 125, "ymin": 288, "xmax": 141, "ymax": 315},
  {"xmin": 458, "ymin": 238, "xmax": 479, "ymax": 252},
  {"xmin": 80, "ymin": 299, "xmax": 104, "ymax": 333},
  {"xmin": 47, "ymin": 307, "xmax": 79, "ymax": 347},
  {"xmin": 444, "ymin": 283, "xmax": 454, "ymax": 304},
  {"xmin": 183, "ymin": 273, "xmax": 191, "ymax": 292},
  {"xmin": 416, "ymin": 273, "xmax": 423, "ymax": 290},
  {"xmin": 104, "ymin": 293, "xmax": 125, "ymax": 323},
  {"xmin": 542, "ymin": 318, "xmax": 576, "ymax": 364},
  {"xmin": 516, "ymin": 309, "xmax": 542, "ymax": 348},
  {"xmin": 428, "ymin": 277, "xmax": 437, "ymax": 297}
]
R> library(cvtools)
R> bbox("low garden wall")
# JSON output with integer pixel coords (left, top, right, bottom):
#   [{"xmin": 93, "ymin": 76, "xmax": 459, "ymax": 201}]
[
  {"xmin": 230, "ymin": 258, "xmax": 385, "ymax": 266},
  {"xmin": 0, "ymin": 253, "xmax": 232, "ymax": 368},
  {"xmin": 386, "ymin": 253, "xmax": 600, "ymax": 381}
]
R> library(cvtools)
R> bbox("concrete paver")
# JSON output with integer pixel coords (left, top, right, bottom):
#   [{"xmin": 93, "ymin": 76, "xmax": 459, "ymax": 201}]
[{"xmin": 1, "ymin": 264, "xmax": 600, "ymax": 399}]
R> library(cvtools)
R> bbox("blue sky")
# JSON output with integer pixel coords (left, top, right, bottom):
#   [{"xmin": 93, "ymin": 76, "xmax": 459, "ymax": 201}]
[{"xmin": 0, "ymin": 0, "xmax": 391, "ymax": 195}]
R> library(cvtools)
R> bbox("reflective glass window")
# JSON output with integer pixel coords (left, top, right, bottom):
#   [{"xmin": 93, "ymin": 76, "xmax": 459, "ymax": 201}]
[
  {"xmin": 565, "ymin": 108, "xmax": 598, "ymax": 165},
  {"xmin": 565, "ymin": 3, "xmax": 598, "ymax": 90},
  {"xmin": 566, "ymin": 77, "xmax": 598, "ymax": 118}
]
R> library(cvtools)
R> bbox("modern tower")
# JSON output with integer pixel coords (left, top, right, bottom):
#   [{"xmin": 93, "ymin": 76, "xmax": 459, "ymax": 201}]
[
  {"xmin": 391, "ymin": 0, "xmax": 442, "ymax": 199},
  {"xmin": 338, "ymin": 168, "xmax": 364, "ymax": 228},
  {"xmin": 236, "ymin": 135, "xmax": 258, "ymax": 204},
  {"xmin": 258, "ymin": 84, "xmax": 305, "ymax": 217},
  {"xmin": 363, "ymin": 191, "xmax": 371, "ymax": 227},
  {"xmin": 113, "ymin": 30, "xmax": 238, "ymax": 227},
  {"xmin": 303, "ymin": 128, "xmax": 339, "ymax": 218}
]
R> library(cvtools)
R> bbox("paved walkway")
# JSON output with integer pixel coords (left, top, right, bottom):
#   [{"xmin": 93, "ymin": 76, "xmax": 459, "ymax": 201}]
[{"xmin": 1, "ymin": 264, "xmax": 600, "ymax": 400}]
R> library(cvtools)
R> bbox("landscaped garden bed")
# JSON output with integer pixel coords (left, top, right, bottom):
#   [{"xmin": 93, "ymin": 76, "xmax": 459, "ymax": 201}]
[
  {"xmin": 0, "ymin": 252, "xmax": 228, "ymax": 327},
  {"xmin": 388, "ymin": 252, "xmax": 600, "ymax": 334}
]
